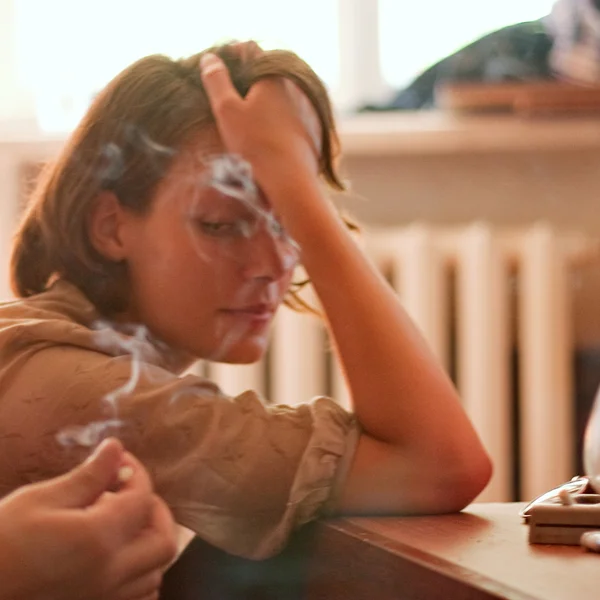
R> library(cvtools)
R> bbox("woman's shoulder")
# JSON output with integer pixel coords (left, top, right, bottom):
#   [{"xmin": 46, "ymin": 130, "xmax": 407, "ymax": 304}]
[
  {"xmin": 0, "ymin": 280, "xmax": 104, "ymax": 360},
  {"xmin": 0, "ymin": 280, "xmax": 191, "ymax": 372},
  {"xmin": 0, "ymin": 279, "xmax": 97, "ymax": 324}
]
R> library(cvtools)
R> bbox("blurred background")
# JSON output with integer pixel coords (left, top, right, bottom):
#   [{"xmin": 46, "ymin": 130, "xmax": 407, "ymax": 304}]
[
  {"xmin": 2, "ymin": 0, "xmax": 600, "ymax": 503},
  {"xmin": 1, "ymin": 0, "xmax": 555, "ymax": 127}
]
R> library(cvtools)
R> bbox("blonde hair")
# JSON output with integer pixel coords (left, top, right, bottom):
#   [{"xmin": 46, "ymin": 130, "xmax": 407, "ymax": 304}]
[{"xmin": 10, "ymin": 44, "xmax": 349, "ymax": 315}]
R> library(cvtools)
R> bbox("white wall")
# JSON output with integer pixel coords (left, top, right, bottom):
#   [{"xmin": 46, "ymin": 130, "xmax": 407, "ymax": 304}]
[{"xmin": 0, "ymin": 0, "xmax": 35, "ymax": 123}]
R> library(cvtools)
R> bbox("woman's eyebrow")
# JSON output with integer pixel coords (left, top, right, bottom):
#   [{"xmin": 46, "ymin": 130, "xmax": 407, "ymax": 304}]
[{"xmin": 188, "ymin": 191, "xmax": 257, "ymax": 213}]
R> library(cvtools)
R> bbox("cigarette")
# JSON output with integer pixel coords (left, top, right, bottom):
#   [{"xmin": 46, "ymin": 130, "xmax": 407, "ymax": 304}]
[
  {"xmin": 117, "ymin": 465, "xmax": 134, "ymax": 483},
  {"xmin": 558, "ymin": 489, "xmax": 574, "ymax": 506}
]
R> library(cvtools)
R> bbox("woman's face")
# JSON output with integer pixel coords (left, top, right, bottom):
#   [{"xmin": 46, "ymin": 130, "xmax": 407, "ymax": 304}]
[{"xmin": 118, "ymin": 129, "xmax": 298, "ymax": 363}]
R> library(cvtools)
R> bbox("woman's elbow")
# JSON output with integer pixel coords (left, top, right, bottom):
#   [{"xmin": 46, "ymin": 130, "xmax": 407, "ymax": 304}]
[{"xmin": 433, "ymin": 448, "xmax": 493, "ymax": 513}]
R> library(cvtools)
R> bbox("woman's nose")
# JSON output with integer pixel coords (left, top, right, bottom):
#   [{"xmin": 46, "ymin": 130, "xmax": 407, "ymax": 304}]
[{"xmin": 242, "ymin": 222, "xmax": 298, "ymax": 281}]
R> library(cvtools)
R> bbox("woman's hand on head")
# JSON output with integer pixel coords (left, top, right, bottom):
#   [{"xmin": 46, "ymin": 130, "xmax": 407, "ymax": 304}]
[
  {"xmin": 0, "ymin": 438, "xmax": 177, "ymax": 600},
  {"xmin": 199, "ymin": 51, "xmax": 322, "ymax": 199}
]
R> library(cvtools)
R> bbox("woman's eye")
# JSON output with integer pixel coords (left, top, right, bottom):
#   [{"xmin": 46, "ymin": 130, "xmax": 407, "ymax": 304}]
[
  {"xmin": 267, "ymin": 216, "xmax": 290, "ymax": 240},
  {"xmin": 198, "ymin": 220, "xmax": 253, "ymax": 237},
  {"xmin": 268, "ymin": 219, "xmax": 283, "ymax": 236}
]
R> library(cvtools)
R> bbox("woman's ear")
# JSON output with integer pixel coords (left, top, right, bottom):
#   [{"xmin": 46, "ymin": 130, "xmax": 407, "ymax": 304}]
[{"xmin": 88, "ymin": 191, "xmax": 128, "ymax": 262}]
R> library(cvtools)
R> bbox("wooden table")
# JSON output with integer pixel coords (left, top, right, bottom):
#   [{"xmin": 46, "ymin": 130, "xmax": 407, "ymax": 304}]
[{"xmin": 160, "ymin": 503, "xmax": 600, "ymax": 600}]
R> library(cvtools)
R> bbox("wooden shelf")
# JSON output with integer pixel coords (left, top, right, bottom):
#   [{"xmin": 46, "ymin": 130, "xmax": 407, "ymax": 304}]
[
  {"xmin": 4, "ymin": 111, "xmax": 600, "ymax": 159},
  {"xmin": 337, "ymin": 111, "xmax": 600, "ymax": 156}
]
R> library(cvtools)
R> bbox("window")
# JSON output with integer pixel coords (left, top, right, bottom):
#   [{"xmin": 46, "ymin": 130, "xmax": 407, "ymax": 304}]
[
  {"xmin": 14, "ymin": 0, "xmax": 560, "ymax": 130},
  {"xmin": 14, "ymin": 0, "xmax": 339, "ymax": 131},
  {"xmin": 379, "ymin": 0, "xmax": 557, "ymax": 88}
]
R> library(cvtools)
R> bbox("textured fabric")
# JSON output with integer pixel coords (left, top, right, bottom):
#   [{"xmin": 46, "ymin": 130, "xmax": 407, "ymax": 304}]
[{"xmin": 0, "ymin": 280, "xmax": 359, "ymax": 559}]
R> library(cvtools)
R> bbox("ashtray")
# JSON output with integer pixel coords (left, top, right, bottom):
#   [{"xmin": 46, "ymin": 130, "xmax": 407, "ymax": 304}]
[{"xmin": 521, "ymin": 476, "xmax": 600, "ymax": 545}]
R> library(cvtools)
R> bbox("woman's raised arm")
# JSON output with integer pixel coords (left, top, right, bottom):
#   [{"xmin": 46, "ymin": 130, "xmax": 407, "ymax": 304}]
[{"xmin": 199, "ymin": 53, "xmax": 492, "ymax": 515}]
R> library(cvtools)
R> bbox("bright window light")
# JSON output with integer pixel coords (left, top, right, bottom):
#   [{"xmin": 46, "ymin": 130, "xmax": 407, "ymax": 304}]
[{"xmin": 15, "ymin": 0, "xmax": 339, "ymax": 132}]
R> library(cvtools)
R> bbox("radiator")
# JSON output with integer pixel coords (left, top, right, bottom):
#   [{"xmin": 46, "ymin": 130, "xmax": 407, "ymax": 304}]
[
  {"xmin": 6, "ymin": 152, "xmax": 600, "ymax": 503},
  {"xmin": 198, "ymin": 222, "xmax": 599, "ymax": 503}
]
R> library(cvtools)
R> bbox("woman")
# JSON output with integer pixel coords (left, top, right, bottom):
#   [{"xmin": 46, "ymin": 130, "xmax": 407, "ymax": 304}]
[
  {"xmin": 0, "ymin": 438, "xmax": 176, "ymax": 600},
  {"xmin": 0, "ymin": 42, "xmax": 491, "ymax": 560}
]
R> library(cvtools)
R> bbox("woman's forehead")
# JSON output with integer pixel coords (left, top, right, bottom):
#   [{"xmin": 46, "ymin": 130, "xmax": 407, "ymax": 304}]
[
  {"xmin": 177, "ymin": 128, "xmax": 227, "ymax": 171},
  {"xmin": 156, "ymin": 129, "xmax": 224, "ymax": 191},
  {"xmin": 156, "ymin": 132, "xmax": 272, "ymax": 212}
]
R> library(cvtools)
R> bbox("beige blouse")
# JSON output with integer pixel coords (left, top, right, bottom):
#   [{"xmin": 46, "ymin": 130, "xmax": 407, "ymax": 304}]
[{"xmin": 0, "ymin": 280, "xmax": 359, "ymax": 559}]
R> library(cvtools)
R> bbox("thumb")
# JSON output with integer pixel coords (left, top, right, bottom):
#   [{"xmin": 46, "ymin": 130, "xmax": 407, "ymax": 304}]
[
  {"xmin": 42, "ymin": 438, "xmax": 125, "ymax": 509},
  {"xmin": 199, "ymin": 52, "xmax": 242, "ymax": 113}
]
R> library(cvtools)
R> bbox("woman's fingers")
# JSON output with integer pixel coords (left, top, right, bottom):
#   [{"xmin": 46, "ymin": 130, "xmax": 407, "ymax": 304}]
[
  {"xmin": 131, "ymin": 594, "xmax": 160, "ymax": 600},
  {"xmin": 284, "ymin": 80, "xmax": 322, "ymax": 158},
  {"xmin": 198, "ymin": 46, "xmax": 321, "ymax": 190},
  {"xmin": 31, "ymin": 438, "xmax": 125, "ymax": 509},
  {"xmin": 112, "ymin": 532, "xmax": 175, "ymax": 595},
  {"xmin": 91, "ymin": 490, "xmax": 155, "ymax": 547},
  {"xmin": 113, "ymin": 570, "xmax": 163, "ymax": 600},
  {"xmin": 90, "ymin": 453, "xmax": 157, "ymax": 542},
  {"xmin": 117, "ymin": 451, "xmax": 153, "ymax": 494},
  {"xmin": 199, "ymin": 53, "xmax": 242, "ymax": 113},
  {"xmin": 114, "ymin": 497, "xmax": 177, "ymax": 583}
]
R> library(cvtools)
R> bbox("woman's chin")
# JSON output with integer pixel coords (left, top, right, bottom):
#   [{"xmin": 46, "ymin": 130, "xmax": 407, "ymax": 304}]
[{"xmin": 209, "ymin": 337, "xmax": 268, "ymax": 364}]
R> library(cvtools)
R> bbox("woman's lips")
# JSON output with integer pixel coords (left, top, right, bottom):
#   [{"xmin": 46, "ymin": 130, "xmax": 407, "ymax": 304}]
[{"xmin": 220, "ymin": 306, "xmax": 275, "ymax": 325}]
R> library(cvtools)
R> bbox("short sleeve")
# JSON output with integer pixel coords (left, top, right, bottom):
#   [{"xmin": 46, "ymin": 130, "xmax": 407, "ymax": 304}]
[{"xmin": 0, "ymin": 345, "xmax": 359, "ymax": 559}]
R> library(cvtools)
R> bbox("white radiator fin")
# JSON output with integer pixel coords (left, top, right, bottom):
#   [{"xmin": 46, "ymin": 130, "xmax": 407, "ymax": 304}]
[
  {"xmin": 455, "ymin": 224, "xmax": 512, "ymax": 502},
  {"xmin": 518, "ymin": 226, "xmax": 574, "ymax": 502}
]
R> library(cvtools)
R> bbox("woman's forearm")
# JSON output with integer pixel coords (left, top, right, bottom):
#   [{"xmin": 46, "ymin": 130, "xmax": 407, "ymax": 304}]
[
  {"xmin": 271, "ymin": 175, "xmax": 490, "ymax": 472},
  {"xmin": 197, "ymin": 53, "xmax": 492, "ymax": 510}
]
